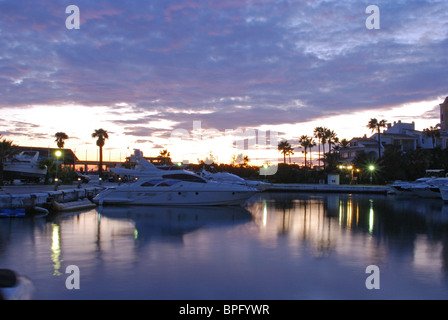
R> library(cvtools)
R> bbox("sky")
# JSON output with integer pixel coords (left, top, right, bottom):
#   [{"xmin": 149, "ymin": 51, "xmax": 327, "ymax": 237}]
[{"xmin": 0, "ymin": 0, "xmax": 447, "ymax": 165}]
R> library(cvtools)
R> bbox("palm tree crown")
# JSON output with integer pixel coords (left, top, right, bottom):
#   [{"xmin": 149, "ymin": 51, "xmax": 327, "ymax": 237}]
[
  {"xmin": 92, "ymin": 129, "xmax": 109, "ymax": 176},
  {"xmin": 54, "ymin": 132, "xmax": 69, "ymax": 149},
  {"xmin": 299, "ymin": 135, "xmax": 315, "ymax": 167},
  {"xmin": 367, "ymin": 118, "xmax": 387, "ymax": 158},
  {"xmin": 278, "ymin": 140, "xmax": 294, "ymax": 164}
]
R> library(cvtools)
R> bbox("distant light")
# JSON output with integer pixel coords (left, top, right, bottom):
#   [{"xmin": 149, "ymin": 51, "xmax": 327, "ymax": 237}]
[
  {"xmin": 347, "ymin": 165, "xmax": 353, "ymax": 170},
  {"xmin": 55, "ymin": 150, "xmax": 62, "ymax": 157},
  {"xmin": 369, "ymin": 165, "xmax": 375, "ymax": 171},
  {"xmin": 263, "ymin": 164, "xmax": 269, "ymax": 169},
  {"xmin": 177, "ymin": 162, "xmax": 182, "ymax": 166}
]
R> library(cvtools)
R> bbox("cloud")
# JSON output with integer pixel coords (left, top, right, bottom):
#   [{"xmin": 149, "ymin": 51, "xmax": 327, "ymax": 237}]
[{"xmin": 0, "ymin": 0, "xmax": 447, "ymax": 135}]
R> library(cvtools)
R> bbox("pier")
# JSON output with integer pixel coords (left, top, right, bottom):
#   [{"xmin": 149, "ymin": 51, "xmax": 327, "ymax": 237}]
[
  {"xmin": 0, "ymin": 184, "xmax": 105, "ymax": 211},
  {"xmin": 263, "ymin": 183, "xmax": 391, "ymax": 194}
]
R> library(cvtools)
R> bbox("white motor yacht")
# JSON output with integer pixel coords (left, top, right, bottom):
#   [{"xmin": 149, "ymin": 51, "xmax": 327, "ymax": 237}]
[
  {"xmin": 111, "ymin": 149, "xmax": 269, "ymax": 190},
  {"xmin": 389, "ymin": 169, "xmax": 448, "ymax": 198},
  {"xmin": 93, "ymin": 175, "xmax": 259, "ymax": 206}
]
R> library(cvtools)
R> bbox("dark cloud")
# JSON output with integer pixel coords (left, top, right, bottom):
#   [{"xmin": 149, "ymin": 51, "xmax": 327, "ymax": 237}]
[{"xmin": 0, "ymin": 0, "xmax": 447, "ymax": 132}]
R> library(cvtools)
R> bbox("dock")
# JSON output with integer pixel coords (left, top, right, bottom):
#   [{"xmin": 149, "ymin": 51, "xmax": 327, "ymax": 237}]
[
  {"xmin": 0, "ymin": 184, "xmax": 105, "ymax": 212},
  {"xmin": 264, "ymin": 183, "xmax": 391, "ymax": 194}
]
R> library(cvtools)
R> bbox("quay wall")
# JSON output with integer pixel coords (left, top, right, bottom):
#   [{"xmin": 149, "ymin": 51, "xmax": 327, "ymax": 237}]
[
  {"xmin": 264, "ymin": 184, "xmax": 391, "ymax": 194},
  {"xmin": 0, "ymin": 186, "xmax": 105, "ymax": 210}
]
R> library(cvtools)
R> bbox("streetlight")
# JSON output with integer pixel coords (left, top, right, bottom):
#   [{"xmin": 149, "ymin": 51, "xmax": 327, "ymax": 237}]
[
  {"xmin": 368, "ymin": 165, "xmax": 375, "ymax": 184},
  {"xmin": 55, "ymin": 150, "xmax": 62, "ymax": 182}
]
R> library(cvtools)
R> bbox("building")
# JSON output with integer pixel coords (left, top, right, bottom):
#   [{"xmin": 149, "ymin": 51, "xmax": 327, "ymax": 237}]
[
  {"xmin": 340, "ymin": 96, "xmax": 448, "ymax": 162},
  {"xmin": 340, "ymin": 136, "xmax": 379, "ymax": 163},
  {"xmin": 439, "ymin": 96, "xmax": 448, "ymax": 149}
]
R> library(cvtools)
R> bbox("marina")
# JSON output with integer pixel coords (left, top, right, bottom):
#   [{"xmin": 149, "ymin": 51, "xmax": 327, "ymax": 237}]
[
  {"xmin": 2, "ymin": 0, "xmax": 448, "ymax": 302},
  {"xmin": 2, "ymin": 192, "xmax": 448, "ymax": 300}
]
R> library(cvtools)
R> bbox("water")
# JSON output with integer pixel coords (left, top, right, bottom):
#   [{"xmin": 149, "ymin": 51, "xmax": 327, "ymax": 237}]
[{"xmin": 1, "ymin": 192, "xmax": 448, "ymax": 300}]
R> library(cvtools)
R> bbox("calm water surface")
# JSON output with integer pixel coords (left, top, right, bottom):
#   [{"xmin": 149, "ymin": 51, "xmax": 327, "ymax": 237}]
[{"xmin": 1, "ymin": 192, "xmax": 448, "ymax": 300}]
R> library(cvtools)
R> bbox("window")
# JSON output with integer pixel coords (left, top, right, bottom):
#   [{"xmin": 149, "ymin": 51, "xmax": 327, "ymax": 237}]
[
  {"xmin": 162, "ymin": 173, "xmax": 206, "ymax": 183},
  {"xmin": 156, "ymin": 180, "xmax": 179, "ymax": 187}
]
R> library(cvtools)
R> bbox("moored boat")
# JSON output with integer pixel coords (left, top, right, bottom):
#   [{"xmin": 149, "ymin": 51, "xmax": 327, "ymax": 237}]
[{"xmin": 93, "ymin": 176, "xmax": 259, "ymax": 206}]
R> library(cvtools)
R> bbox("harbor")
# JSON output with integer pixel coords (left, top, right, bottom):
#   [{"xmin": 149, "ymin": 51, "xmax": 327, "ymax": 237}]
[
  {"xmin": 0, "ymin": 181, "xmax": 392, "ymax": 212},
  {"xmin": 2, "ymin": 0, "xmax": 448, "ymax": 303}
]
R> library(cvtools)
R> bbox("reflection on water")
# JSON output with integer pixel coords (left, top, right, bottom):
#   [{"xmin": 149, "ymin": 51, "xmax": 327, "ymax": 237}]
[{"xmin": 1, "ymin": 193, "xmax": 448, "ymax": 299}]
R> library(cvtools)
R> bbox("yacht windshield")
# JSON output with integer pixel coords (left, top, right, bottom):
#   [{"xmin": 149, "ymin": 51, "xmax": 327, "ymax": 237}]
[{"xmin": 162, "ymin": 173, "xmax": 206, "ymax": 183}]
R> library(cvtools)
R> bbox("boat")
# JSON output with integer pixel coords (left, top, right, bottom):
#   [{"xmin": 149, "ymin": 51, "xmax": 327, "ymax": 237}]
[
  {"xmin": 197, "ymin": 169, "xmax": 271, "ymax": 190},
  {"xmin": 111, "ymin": 149, "xmax": 269, "ymax": 190},
  {"xmin": 52, "ymin": 199, "xmax": 97, "ymax": 212},
  {"xmin": 388, "ymin": 169, "xmax": 448, "ymax": 198},
  {"xmin": 3, "ymin": 151, "xmax": 46, "ymax": 183},
  {"xmin": 0, "ymin": 269, "xmax": 34, "ymax": 300},
  {"xmin": 93, "ymin": 176, "xmax": 259, "ymax": 206}
]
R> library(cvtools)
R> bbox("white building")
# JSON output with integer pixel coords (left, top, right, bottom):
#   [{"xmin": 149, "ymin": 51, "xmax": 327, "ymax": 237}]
[{"xmin": 340, "ymin": 97, "xmax": 448, "ymax": 162}]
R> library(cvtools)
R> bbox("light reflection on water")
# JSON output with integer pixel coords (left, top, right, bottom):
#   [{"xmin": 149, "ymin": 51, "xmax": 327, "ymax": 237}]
[{"xmin": 1, "ymin": 192, "xmax": 448, "ymax": 299}]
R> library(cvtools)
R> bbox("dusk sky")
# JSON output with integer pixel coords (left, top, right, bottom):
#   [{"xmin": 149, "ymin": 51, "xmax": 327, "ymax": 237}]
[{"xmin": 1, "ymin": 0, "xmax": 447, "ymax": 165}]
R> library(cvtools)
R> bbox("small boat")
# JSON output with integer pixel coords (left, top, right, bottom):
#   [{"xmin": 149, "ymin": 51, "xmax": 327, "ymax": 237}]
[
  {"xmin": 389, "ymin": 169, "xmax": 448, "ymax": 199},
  {"xmin": 52, "ymin": 199, "xmax": 97, "ymax": 212},
  {"xmin": 0, "ymin": 208, "xmax": 25, "ymax": 218},
  {"xmin": 439, "ymin": 185, "xmax": 448, "ymax": 202},
  {"xmin": 93, "ymin": 176, "xmax": 259, "ymax": 206},
  {"xmin": 0, "ymin": 269, "xmax": 34, "ymax": 300}
]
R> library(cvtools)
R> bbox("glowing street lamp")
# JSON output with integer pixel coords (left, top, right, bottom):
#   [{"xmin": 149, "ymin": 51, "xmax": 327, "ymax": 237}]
[
  {"xmin": 368, "ymin": 165, "xmax": 375, "ymax": 184},
  {"xmin": 55, "ymin": 150, "xmax": 62, "ymax": 182}
]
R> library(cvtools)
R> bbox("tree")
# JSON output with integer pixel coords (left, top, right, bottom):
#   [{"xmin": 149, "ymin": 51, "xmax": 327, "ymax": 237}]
[
  {"xmin": 232, "ymin": 153, "xmax": 249, "ymax": 167},
  {"xmin": 325, "ymin": 129, "xmax": 338, "ymax": 154},
  {"xmin": 313, "ymin": 127, "xmax": 327, "ymax": 167},
  {"xmin": 0, "ymin": 137, "xmax": 18, "ymax": 186},
  {"xmin": 158, "ymin": 149, "xmax": 171, "ymax": 165},
  {"xmin": 367, "ymin": 118, "xmax": 387, "ymax": 159},
  {"xmin": 91, "ymin": 129, "xmax": 109, "ymax": 177},
  {"xmin": 278, "ymin": 140, "xmax": 294, "ymax": 164},
  {"xmin": 299, "ymin": 135, "xmax": 316, "ymax": 167},
  {"xmin": 39, "ymin": 158, "xmax": 55, "ymax": 184},
  {"xmin": 423, "ymin": 126, "xmax": 441, "ymax": 149},
  {"xmin": 54, "ymin": 132, "xmax": 69, "ymax": 149}
]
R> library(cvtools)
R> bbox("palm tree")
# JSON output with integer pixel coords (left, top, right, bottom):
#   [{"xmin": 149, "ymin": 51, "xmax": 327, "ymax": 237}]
[
  {"xmin": 423, "ymin": 126, "xmax": 440, "ymax": 149},
  {"xmin": 313, "ymin": 127, "xmax": 327, "ymax": 167},
  {"xmin": 325, "ymin": 129, "xmax": 338, "ymax": 154},
  {"xmin": 367, "ymin": 118, "xmax": 387, "ymax": 159},
  {"xmin": 54, "ymin": 132, "xmax": 69, "ymax": 149},
  {"xmin": 278, "ymin": 140, "xmax": 293, "ymax": 164},
  {"xmin": 91, "ymin": 129, "xmax": 109, "ymax": 177},
  {"xmin": 299, "ymin": 135, "xmax": 316, "ymax": 167},
  {"xmin": 158, "ymin": 149, "xmax": 171, "ymax": 165},
  {"xmin": 0, "ymin": 137, "xmax": 18, "ymax": 186}
]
